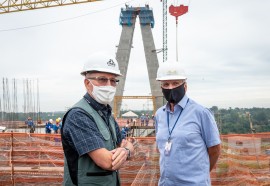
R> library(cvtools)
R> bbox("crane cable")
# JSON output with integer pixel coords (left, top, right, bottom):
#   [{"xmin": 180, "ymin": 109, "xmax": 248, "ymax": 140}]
[
  {"xmin": 0, "ymin": 0, "xmax": 135, "ymax": 32},
  {"xmin": 172, "ymin": 0, "xmax": 191, "ymax": 62}
]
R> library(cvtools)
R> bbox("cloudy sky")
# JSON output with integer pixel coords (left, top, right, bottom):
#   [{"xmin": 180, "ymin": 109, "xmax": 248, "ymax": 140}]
[{"xmin": 0, "ymin": 0, "xmax": 270, "ymax": 112}]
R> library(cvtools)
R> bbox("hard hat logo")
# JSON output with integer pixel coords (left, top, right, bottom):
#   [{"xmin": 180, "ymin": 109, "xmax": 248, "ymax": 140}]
[
  {"xmin": 156, "ymin": 60, "xmax": 187, "ymax": 81},
  {"xmin": 167, "ymin": 70, "xmax": 177, "ymax": 75},
  {"xmin": 81, "ymin": 53, "xmax": 122, "ymax": 76},
  {"xmin": 107, "ymin": 59, "xmax": 116, "ymax": 67}
]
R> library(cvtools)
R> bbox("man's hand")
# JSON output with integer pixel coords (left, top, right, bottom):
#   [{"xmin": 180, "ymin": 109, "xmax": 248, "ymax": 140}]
[
  {"xmin": 111, "ymin": 148, "xmax": 128, "ymax": 170},
  {"xmin": 120, "ymin": 139, "xmax": 127, "ymax": 147}
]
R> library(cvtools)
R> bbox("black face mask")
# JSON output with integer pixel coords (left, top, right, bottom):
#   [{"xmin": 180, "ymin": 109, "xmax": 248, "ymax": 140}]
[{"xmin": 162, "ymin": 82, "xmax": 186, "ymax": 104}]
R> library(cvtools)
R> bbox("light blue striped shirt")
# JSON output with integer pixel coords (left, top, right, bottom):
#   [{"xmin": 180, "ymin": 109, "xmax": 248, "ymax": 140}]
[{"xmin": 155, "ymin": 95, "xmax": 221, "ymax": 186}]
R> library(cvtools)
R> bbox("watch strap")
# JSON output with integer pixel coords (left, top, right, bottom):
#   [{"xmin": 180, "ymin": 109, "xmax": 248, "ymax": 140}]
[{"xmin": 124, "ymin": 147, "xmax": 131, "ymax": 160}]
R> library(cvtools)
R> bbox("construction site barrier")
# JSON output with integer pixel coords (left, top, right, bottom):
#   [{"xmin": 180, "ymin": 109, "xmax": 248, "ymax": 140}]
[{"xmin": 1, "ymin": 132, "xmax": 270, "ymax": 185}]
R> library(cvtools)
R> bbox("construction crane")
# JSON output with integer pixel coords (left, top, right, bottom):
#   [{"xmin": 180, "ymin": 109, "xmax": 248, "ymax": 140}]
[
  {"xmin": 161, "ymin": 0, "xmax": 168, "ymax": 63},
  {"xmin": 169, "ymin": 4, "xmax": 188, "ymax": 61},
  {"xmin": 0, "ymin": 0, "xmax": 100, "ymax": 14},
  {"xmin": 160, "ymin": 0, "xmax": 189, "ymax": 62}
]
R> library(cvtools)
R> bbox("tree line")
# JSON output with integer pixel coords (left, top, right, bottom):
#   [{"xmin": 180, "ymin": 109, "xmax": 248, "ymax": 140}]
[
  {"xmin": 1, "ymin": 107, "xmax": 270, "ymax": 135},
  {"xmin": 210, "ymin": 106, "xmax": 270, "ymax": 134}
]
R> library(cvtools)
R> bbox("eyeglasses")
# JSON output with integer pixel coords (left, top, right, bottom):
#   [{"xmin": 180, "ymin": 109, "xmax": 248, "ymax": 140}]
[
  {"xmin": 87, "ymin": 76, "xmax": 119, "ymax": 86},
  {"xmin": 161, "ymin": 81, "xmax": 185, "ymax": 89}
]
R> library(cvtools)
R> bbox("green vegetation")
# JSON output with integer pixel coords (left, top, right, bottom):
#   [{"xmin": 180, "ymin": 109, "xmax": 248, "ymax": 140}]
[
  {"xmin": 210, "ymin": 107, "xmax": 270, "ymax": 134},
  {"xmin": 1, "ymin": 107, "xmax": 270, "ymax": 134},
  {"xmin": 216, "ymin": 162, "xmax": 229, "ymax": 176},
  {"xmin": 0, "ymin": 111, "xmax": 65, "ymax": 123},
  {"xmin": 241, "ymin": 162, "xmax": 268, "ymax": 169}
]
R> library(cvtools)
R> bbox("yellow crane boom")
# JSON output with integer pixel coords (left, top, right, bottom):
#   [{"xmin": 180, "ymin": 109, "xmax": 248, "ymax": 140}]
[{"xmin": 0, "ymin": 0, "xmax": 100, "ymax": 14}]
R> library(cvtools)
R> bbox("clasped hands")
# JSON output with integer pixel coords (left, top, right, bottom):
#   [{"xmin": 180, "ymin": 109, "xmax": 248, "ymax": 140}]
[{"xmin": 110, "ymin": 139, "xmax": 129, "ymax": 170}]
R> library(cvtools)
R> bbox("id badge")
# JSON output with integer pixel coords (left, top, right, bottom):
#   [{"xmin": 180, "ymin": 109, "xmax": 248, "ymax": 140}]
[{"xmin": 165, "ymin": 140, "xmax": 172, "ymax": 155}]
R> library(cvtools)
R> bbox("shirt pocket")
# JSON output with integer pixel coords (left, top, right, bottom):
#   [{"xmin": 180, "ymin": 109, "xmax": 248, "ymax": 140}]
[{"xmin": 175, "ymin": 130, "xmax": 190, "ymax": 148}]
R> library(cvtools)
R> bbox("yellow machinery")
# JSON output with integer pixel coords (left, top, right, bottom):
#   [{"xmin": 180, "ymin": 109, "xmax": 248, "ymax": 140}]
[
  {"xmin": 0, "ymin": 0, "xmax": 100, "ymax": 14},
  {"xmin": 113, "ymin": 96, "xmax": 157, "ymax": 118}
]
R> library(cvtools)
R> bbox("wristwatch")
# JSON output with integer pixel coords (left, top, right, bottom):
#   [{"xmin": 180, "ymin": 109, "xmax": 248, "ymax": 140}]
[{"xmin": 124, "ymin": 147, "xmax": 131, "ymax": 160}]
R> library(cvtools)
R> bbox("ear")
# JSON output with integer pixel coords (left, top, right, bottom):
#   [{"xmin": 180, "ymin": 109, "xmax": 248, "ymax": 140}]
[
  {"xmin": 184, "ymin": 82, "xmax": 188, "ymax": 92},
  {"xmin": 84, "ymin": 79, "xmax": 91, "ymax": 91}
]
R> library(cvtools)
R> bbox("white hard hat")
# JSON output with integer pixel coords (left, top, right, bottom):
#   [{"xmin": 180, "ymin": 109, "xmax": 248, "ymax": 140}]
[
  {"xmin": 81, "ymin": 53, "xmax": 122, "ymax": 76},
  {"xmin": 156, "ymin": 61, "xmax": 187, "ymax": 81},
  {"xmin": 49, "ymin": 119, "xmax": 53, "ymax": 123}
]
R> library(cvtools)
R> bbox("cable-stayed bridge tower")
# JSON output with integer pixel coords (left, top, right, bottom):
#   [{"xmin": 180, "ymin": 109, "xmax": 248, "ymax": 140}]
[{"xmin": 114, "ymin": 5, "xmax": 163, "ymax": 117}]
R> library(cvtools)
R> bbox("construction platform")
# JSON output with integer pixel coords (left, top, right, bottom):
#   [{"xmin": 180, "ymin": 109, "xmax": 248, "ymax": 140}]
[{"xmin": 1, "ymin": 132, "xmax": 270, "ymax": 185}]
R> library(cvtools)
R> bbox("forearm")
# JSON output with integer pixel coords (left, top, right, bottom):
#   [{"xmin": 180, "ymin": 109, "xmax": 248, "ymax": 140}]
[
  {"xmin": 208, "ymin": 144, "xmax": 221, "ymax": 171},
  {"xmin": 88, "ymin": 148, "xmax": 114, "ymax": 171}
]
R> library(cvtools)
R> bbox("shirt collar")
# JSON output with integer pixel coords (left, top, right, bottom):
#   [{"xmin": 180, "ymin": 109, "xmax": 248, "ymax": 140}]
[
  {"xmin": 165, "ymin": 94, "xmax": 189, "ymax": 111},
  {"xmin": 178, "ymin": 94, "xmax": 189, "ymax": 109}
]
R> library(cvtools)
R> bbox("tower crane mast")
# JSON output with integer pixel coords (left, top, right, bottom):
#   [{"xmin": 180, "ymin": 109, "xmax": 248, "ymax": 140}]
[
  {"xmin": 161, "ymin": 0, "xmax": 167, "ymax": 63},
  {"xmin": 161, "ymin": 0, "xmax": 189, "ymax": 62},
  {"xmin": 0, "ymin": 0, "xmax": 100, "ymax": 14}
]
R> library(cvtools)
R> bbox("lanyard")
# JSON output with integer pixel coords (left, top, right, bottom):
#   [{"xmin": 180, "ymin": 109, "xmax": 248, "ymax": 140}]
[
  {"xmin": 166, "ymin": 99, "xmax": 189, "ymax": 141},
  {"xmin": 167, "ymin": 109, "xmax": 182, "ymax": 141}
]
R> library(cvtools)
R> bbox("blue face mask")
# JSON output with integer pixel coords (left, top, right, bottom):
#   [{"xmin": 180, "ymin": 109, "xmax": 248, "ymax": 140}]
[{"xmin": 162, "ymin": 82, "xmax": 185, "ymax": 104}]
